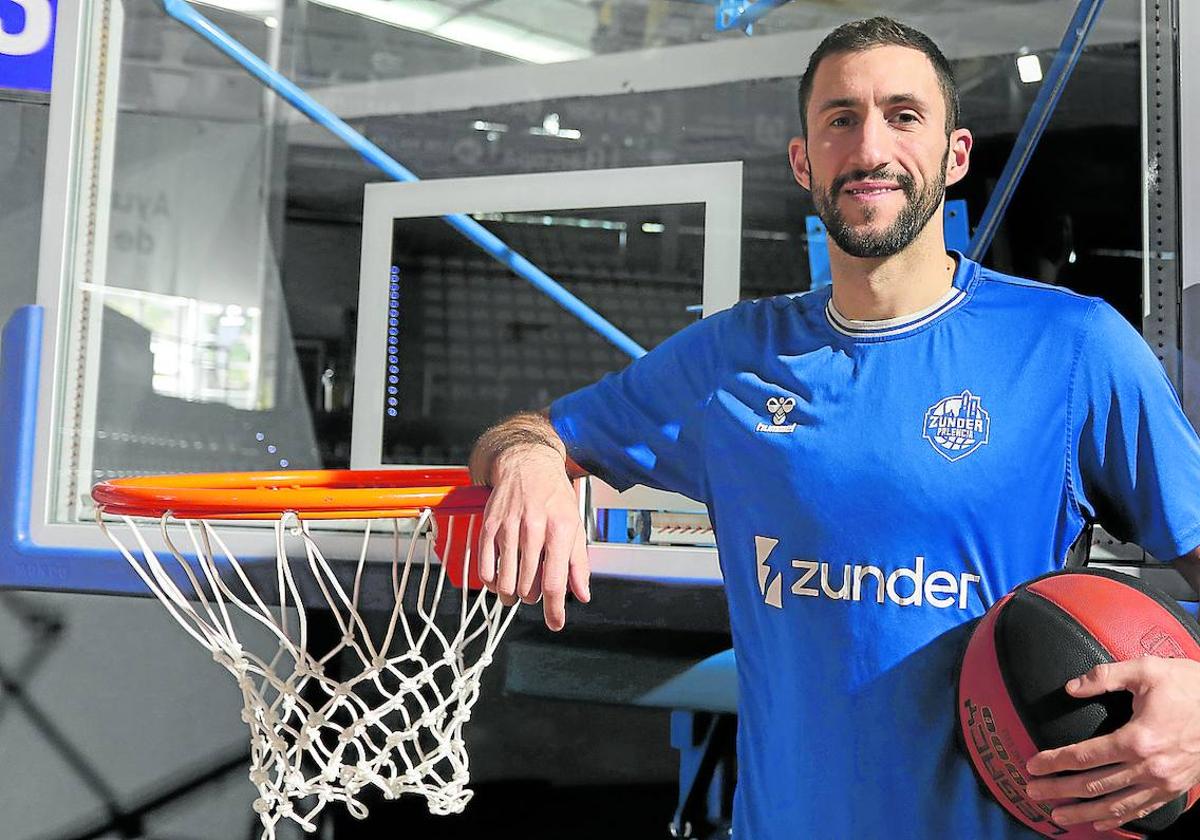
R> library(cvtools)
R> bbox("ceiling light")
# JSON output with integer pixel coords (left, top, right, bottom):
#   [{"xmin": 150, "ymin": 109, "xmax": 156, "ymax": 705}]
[
  {"xmin": 1016, "ymin": 54, "xmax": 1043, "ymax": 84},
  {"xmin": 309, "ymin": 0, "xmax": 591, "ymax": 64},
  {"xmin": 191, "ymin": 0, "xmax": 279, "ymax": 18}
]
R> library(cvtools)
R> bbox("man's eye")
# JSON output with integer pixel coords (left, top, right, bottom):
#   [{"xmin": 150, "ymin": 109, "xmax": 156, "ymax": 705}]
[
  {"xmin": 894, "ymin": 112, "xmax": 919, "ymax": 124},
  {"xmin": 831, "ymin": 116, "xmax": 852, "ymax": 127}
]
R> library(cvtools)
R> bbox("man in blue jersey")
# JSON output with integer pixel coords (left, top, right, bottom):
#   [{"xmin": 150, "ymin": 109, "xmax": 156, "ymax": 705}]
[{"xmin": 467, "ymin": 17, "xmax": 1200, "ymax": 838}]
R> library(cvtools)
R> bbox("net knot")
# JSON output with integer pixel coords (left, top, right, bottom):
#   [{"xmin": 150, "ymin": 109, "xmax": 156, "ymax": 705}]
[
  {"xmin": 294, "ymin": 660, "xmax": 323, "ymax": 680},
  {"xmin": 214, "ymin": 644, "xmax": 245, "ymax": 671}
]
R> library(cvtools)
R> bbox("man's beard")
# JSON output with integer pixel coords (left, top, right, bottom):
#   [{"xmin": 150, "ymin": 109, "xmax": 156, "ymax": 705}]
[{"xmin": 811, "ymin": 153, "xmax": 948, "ymax": 259}]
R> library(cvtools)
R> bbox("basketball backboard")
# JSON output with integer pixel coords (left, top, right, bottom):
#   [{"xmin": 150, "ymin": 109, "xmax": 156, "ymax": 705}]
[
  {"xmin": 6, "ymin": 0, "xmax": 1197, "ymax": 604},
  {"xmin": 0, "ymin": 1, "xmax": 735, "ymax": 595}
]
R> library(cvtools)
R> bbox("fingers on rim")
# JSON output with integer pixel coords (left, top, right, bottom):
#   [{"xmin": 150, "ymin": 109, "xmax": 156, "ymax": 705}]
[
  {"xmin": 517, "ymin": 518, "xmax": 547, "ymax": 600},
  {"xmin": 568, "ymin": 526, "xmax": 591, "ymax": 602},
  {"xmin": 495, "ymin": 518, "xmax": 522, "ymax": 599},
  {"xmin": 477, "ymin": 498, "xmax": 501, "ymax": 585},
  {"xmin": 540, "ymin": 520, "xmax": 574, "ymax": 630}
]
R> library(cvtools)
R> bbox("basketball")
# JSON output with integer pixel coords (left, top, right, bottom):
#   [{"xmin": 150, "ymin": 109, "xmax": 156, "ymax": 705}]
[{"xmin": 957, "ymin": 569, "xmax": 1200, "ymax": 838}]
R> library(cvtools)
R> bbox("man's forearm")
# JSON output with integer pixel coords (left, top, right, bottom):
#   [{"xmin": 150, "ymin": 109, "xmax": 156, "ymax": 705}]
[{"xmin": 469, "ymin": 410, "xmax": 584, "ymax": 486}]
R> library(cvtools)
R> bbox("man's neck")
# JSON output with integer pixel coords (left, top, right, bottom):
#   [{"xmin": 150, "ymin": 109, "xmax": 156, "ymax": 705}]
[{"xmin": 828, "ymin": 230, "xmax": 958, "ymax": 322}]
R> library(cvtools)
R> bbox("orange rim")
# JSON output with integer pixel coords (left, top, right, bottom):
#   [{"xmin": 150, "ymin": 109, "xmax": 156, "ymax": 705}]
[{"xmin": 91, "ymin": 468, "xmax": 490, "ymax": 520}]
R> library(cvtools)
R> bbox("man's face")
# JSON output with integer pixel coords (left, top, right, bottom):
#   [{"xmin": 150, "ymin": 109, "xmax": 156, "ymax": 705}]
[{"xmin": 789, "ymin": 45, "xmax": 972, "ymax": 259}]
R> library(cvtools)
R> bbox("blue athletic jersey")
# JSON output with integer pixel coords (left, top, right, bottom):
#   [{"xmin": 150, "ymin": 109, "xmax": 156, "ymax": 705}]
[{"xmin": 549, "ymin": 253, "xmax": 1200, "ymax": 839}]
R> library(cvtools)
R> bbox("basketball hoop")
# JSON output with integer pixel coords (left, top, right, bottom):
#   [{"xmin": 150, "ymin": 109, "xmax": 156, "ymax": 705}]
[{"xmin": 91, "ymin": 469, "xmax": 516, "ymax": 838}]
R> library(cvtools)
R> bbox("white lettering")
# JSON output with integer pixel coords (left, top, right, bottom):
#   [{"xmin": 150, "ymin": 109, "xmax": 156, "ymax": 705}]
[
  {"xmin": 930, "ymin": 415, "xmax": 984, "ymax": 433},
  {"xmin": 886, "ymin": 556, "xmax": 923, "ymax": 607},
  {"xmin": 0, "ymin": 0, "xmax": 53, "ymax": 57},
  {"xmin": 959, "ymin": 573, "xmax": 982, "ymax": 609},
  {"xmin": 819, "ymin": 562, "xmax": 851, "ymax": 600},
  {"xmin": 759, "ymin": 543, "xmax": 982, "ymax": 610},
  {"xmin": 790, "ymin": 559, "xmax": 818, "ymax": 597},
  {"xmin": 924, "ymin": 570, "xmax": 958, "ymax": 608},
  {"xmin": 853, "ymin": 565, "xmax": 885, "ymax": 604}
]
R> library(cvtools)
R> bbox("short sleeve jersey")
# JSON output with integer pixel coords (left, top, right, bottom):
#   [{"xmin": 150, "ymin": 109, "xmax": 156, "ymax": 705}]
[{"xmin": 549, "ymin": 253, "xmax": 1200, "ymax": 839}]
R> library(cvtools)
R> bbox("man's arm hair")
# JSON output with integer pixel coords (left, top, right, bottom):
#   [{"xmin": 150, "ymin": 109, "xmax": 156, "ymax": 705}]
[{"xmin": 468, "ymin": 410, "xmax": 586, "ymax": 486}]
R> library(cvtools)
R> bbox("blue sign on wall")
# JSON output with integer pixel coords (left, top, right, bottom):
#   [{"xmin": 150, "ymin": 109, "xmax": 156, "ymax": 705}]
[{"xmin": 0, "ymin": 0, "xmax": 58, "ymax": 94}]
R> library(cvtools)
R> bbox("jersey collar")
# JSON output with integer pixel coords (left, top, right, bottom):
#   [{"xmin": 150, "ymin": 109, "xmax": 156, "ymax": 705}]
[{"xmin": 824, "ymin": 251, "xmax": 978, "ymax": 340}]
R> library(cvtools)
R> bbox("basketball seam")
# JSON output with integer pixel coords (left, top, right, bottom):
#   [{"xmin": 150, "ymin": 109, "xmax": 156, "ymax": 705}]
[{"xmin": 995, "ymin": 588, "xmax": 1116, "ymax": 753}]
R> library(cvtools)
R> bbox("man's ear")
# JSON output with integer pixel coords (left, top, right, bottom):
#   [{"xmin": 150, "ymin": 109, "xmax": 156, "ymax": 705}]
[
  {"xmin": 945, "ymin": 127, "xmax": 973, "ymax": 188},
  {"xmin": 788, "ymin": 136, "xmax": 811, "ymax": 191}
]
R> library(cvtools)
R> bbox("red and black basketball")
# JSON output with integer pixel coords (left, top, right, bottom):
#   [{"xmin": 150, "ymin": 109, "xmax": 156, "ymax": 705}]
[{"xmin": 957, "ymin": 568, "xmax": 1200, "ymax": 839}]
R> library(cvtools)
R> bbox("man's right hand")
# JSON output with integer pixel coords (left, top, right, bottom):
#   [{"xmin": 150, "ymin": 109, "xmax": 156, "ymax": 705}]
[{"xmin": 476, "ymin": 443, "xmax": 591, "ymax": 631}]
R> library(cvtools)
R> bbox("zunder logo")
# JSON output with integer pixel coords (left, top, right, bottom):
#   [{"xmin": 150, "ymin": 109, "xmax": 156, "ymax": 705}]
[
  {"xmin": 756, "ymin": 396, "xmax": 797, "ymax": 434},
  {"xmin": 755, "ymin": 536, "xmax": 981, "ymax": 611},
  {"xmin": 923, "ymin": 389, "xmax": 990, "ymax": 462}
]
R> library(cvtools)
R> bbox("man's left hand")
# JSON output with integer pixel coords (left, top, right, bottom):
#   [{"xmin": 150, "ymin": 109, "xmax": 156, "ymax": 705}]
[{"xmin": 1024, "ymin": 656, "xmax": 1200, "ymax": 832}]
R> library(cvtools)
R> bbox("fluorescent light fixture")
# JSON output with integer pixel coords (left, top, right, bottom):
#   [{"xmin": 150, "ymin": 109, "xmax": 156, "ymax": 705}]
[
  {"xmin": 309, "ymin": 0, "xmax": 591, "ymax": 64},
  {"xmin": 1017, "ymin": 54, "xmax": 1043, "ymax": 84},
  {"xmin": 641, "ymin": 222, "xmax": 666, "ymax": 234},
  {"xmin": 471, "ymin": 212, "xmax": 626, "ymax": 231},
  {"xmin": 529, "ymin": 112, "xmax": 584, "ymax": 140},
  {"xmin": 189, "ymin": 0, "xmax": 592, "ymax": 63},
  {"xmin": 436, "ymin": 15, "xmax": 589, "ymax": 64},
  {"xmin": 472, "ymin": 120, "xmax": 509, "ymax": 132},
  {"xmin": 312, "ymin": 0, "xmax": 449, "ymax": 32},
  {"xmin": 191, "ymin": 0, "xmax": 279, "ymax": 17}
]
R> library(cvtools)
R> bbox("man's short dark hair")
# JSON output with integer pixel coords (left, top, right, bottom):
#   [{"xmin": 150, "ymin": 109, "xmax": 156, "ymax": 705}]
[{"xmin": 798, "ymin": 17, "xmax": 959, "ymax": 137}]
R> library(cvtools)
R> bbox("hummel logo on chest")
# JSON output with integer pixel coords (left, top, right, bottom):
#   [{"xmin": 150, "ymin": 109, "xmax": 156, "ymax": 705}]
[{"xmin": 756, "ymin": 396, "xmax": 797, "ymax": 434}]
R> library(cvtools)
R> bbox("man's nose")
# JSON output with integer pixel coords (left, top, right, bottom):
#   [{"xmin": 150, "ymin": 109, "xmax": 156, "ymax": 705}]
[{"xmin": 847, "ymin": 114, "xmax": 892, "ymax": 173}]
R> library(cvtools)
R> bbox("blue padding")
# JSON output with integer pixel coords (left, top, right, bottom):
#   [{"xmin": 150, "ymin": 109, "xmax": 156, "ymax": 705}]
[
  {"xmin": 714, "ymin": 0, "xmax": 791, "ymax": 33},
  {"xmin": 0, "ymin": 306, "xmax": 211, "ymax": 595},
  {"xmin": 807, "ymin": 201, "xmax": 972, "ymax": 290},
  {"xmin": 944, "ymin": 199, "xmax": 970, "ymax": 252},
  {"xmin": 805, "ymin": 216, "xmax": 831, "ymax": 291},
  {"xmin": 636, "ymin": 648, "xmax": 738, "ymax": 713},
  {"xmin": 160, "ymin": 0, "xmax": 645, "ymax": 361}
]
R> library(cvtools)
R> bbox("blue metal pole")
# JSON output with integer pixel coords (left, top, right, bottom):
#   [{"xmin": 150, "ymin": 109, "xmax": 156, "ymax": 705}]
[
  {"xmin": 160, "ymin": 0, "xmax": 647, "ymax": 359},
  {"xmin": 714, "ymin": 0, "xmax": 792, "ymax": 34},
  {"xmin": 967, "ymin": 0, "xmax": 1107, "ymax": 261}
]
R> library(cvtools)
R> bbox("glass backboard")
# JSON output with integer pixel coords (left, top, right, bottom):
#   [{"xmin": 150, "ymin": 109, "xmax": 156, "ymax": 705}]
[{"xmin": 1, "ymin": 0, "xmax": 1193, "ymax": 598}]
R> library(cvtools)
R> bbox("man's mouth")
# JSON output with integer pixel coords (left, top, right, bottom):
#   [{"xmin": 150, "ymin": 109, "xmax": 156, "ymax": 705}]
[{"xmin": 843, "ymin": 182, "xmax": 902, "ymax": 196}]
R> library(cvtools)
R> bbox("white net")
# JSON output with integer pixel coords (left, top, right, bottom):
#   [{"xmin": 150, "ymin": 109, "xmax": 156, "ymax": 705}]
[{"xmin": 96, "ymin": 508, "xmax": 518, "ymax": 838}]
